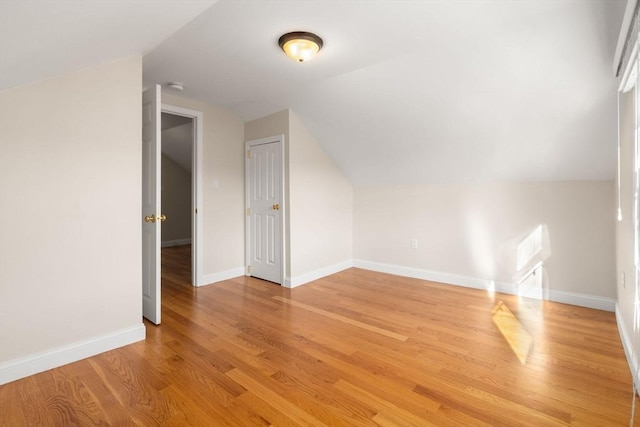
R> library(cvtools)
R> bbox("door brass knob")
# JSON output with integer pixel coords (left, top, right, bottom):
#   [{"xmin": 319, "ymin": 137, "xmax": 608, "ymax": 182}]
[
  {"xmin": 272, "ymin": 204, "xmax": 280, "ymax": 211},
  {"xmin": 144, "ymin": 214, "xmax": 167, "ymax": 223}
]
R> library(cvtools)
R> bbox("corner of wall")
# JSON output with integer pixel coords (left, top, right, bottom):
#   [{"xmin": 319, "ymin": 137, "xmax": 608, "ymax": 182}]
[{"xmin": 284, "ymin": 260, "xmax": 354, "ymax": 288}]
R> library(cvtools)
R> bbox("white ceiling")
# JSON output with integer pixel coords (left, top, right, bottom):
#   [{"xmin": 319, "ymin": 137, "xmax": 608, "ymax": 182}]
[
  {"xmin": 0, "ymin": 0, "xmax": 217, "ymax": 90},
  {"xmin": 1, "ymin": 0, "xmax": 627, "ymax": 185}
]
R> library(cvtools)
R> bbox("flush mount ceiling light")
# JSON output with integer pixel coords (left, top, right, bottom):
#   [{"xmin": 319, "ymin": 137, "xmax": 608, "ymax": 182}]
[{"xmin": 278, "ymin": 31, "xmax": 323, "ymax": 63}]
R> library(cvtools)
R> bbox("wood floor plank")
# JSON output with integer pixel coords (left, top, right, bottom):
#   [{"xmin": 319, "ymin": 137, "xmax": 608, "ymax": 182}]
[
  {"xmin": 334, "ymin": 380, "xmax": 440, "ymax": 427},
  {"xmin": 0, "ymin": 245, "xmax": 635, "ymax": 426},
  {"xmin": 229, "ymin": 391, "xmax": 307, "ymax": 427},
  {"xmin": 159, "ymin": 383, "xmax": 239, "ymax": 427},
  {"xmin": 0, "ymin": 376, "xmax": 50, "ymax": 426},
  {"xmin": 285, "ymin": 332, "xmax": 445, "ymax": 418},
  {"xmin": 69, "ymin": 359, "xmax": 134, "ymax": 426},
  {"xmin": 226, "ymin": 368, "xmax": 328, "ymax": 426},
  {"xmin": 273, "ymin": 296, "xmax": 409, "ymax": 341},
  {"xmin": 88, "ymin": 350, "xmax": 173, "ymax": 426},
  {"xmin": 267, "ymin": 360, "xmax": 379, "ymax": 425},
  {"xmin": 39, "ymin": 364, "xmax": 116, "ymax": 426}
]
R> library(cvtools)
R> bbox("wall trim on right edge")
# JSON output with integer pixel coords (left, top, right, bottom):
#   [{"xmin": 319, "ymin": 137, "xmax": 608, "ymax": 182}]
[{"xmin": 616, "ymin": 304, "xmax": 639, "ymax": 389}]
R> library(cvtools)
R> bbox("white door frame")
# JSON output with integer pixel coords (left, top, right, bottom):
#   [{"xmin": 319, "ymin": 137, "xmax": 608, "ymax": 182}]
[
  {"xmin": 245, "ymin": 135, "xmax": 286, "ymax": 285},
  {"xmin": 162, "ymin": 103, "xmax": 204, "ymax": 287}
]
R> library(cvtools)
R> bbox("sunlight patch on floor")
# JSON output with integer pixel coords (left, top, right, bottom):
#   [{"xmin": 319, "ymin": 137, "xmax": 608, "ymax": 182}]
[{"xmin": 492, "ymin": 301, "xmax": 533, "ymax": 365}]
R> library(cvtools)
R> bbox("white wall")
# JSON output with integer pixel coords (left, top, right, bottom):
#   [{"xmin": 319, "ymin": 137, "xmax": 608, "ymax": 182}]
[
  {"xmin": 288, "ymin": 111, "xmax": 353, "ymax": 283},
  {"xmin": 245, "ymin": 110, "xmax": 290, "ymax": 143},
  {"xmin": 161, "ymin": 153, "xmax": 191, "ymax": 244},
  {"xmin": 245, "ymin": 110, "xmax": 354, "ymax": 286},
  {"xmin": 355, "ymin": 181, "xmax": 616, "ymax": 308},
  {"xmin": 162, "ymin": 94, "xmax": 245, "ymax": 281},
  {"xmin": 0, "ymin": 56, "xmax": 145, "ymax": 383}
]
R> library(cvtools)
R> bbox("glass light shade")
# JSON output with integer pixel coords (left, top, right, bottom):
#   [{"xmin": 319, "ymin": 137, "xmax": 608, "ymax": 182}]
[
  {"xmin": 278, "ymin": 32, "xmax": 323, "ymax": 63},
  {"xmin": 282, "ymin": 39, "xmax": 320, "ymax": 62}
]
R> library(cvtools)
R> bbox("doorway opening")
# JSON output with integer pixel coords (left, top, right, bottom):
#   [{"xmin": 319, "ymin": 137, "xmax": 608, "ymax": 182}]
[
  {"xmin": 161, "ymin": 112, "xmax": 194, "ymax": 288},
  {"xmin": 160, "ymin": 104, "xmax": 204, "ymax": 288}
]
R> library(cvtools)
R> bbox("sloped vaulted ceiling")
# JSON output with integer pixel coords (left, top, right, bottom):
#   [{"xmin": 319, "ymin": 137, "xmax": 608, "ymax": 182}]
[
  {"xmin": 143, "ymin": 0, "xmax": 627, "ymax": 185},
  {"xmin": 1, "ymin": 0, "xmax": 627, "ymax": 185}
]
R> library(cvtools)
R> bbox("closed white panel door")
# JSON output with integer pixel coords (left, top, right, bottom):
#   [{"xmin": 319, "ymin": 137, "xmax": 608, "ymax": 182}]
[
  {"xmin": 248, "ymin": 141, "xmax": 282, "ymax": 284},
  {"xmin": 142, "ymin": 85, "xmax": 161, "ymax": 324}
]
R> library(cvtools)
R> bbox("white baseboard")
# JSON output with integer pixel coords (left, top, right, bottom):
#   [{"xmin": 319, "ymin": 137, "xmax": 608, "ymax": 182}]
[
  {"xmin": 547, "ymin": 289, "xmax": 615, "ymax": 312},
  {"xmin": 284, "ymin": 260, "xmax": 354, "ymax": 288},
  {"xmin": 616, "ymin": 304, "xmax": 639, "ymax": 389},
  {"xmin": 353, "ymin": 259, "xmax": 515, "ymax": 293},
  {"xmin": 353, "ymin": 259, "xmax": 615, "ymax": 312},
  {"xmin": 0, "ymin": 323, "xmax": 145, "ymax": 385},
  {"xmin": 161, "ymin": 238, "xmax": 191, "ymax": 248},
  {"xmin": 198, "ymin": 267, "xmax": 245, "ymax": 287}
]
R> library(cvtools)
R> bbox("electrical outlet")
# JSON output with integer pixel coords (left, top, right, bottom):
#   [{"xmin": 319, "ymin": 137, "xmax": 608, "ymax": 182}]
[{"xmin": 411, "ymin": 239, "xmax": 418, "ymax": 249}]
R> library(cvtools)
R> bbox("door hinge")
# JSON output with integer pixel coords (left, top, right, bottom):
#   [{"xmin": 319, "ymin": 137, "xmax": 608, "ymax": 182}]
[
  {"xmin": 195, "ymin": 208, "xmax": 198, "ymax": 214},
  {"xmin": 247, "ymin": 265, "xmax": 251, "ymax": 274},
  {"xmin": 247, "ymin": 208, "xmax": 251, "ymax": 216},
  {"xmin": 246, "ymin": 150, "xmax": 251, "ymax": 159}
]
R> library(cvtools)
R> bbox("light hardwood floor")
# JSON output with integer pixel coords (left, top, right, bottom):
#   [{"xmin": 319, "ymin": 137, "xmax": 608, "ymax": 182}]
[{"xmin": 0, "ymin": 244, "xmax": 637, "ymax": 426}]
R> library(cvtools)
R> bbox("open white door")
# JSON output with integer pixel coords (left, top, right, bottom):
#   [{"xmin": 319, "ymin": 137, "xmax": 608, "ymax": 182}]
[{"xmin": 142, "ymin": 85, "xmax": 162, "ymax": 324}]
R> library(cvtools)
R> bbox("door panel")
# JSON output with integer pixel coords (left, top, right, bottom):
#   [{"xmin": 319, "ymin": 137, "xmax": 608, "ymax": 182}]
[
  {"xmin": 248, "ymin": 140, "xmax": 282, "ymax": 284},
  {"xmin": 142, "ymin": 85, "xmax": 161, "ymax": 324}
]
